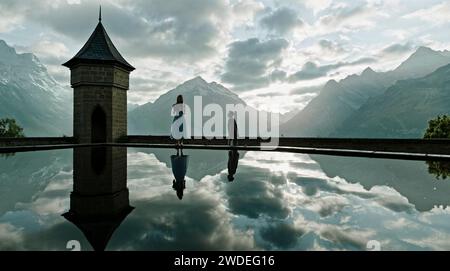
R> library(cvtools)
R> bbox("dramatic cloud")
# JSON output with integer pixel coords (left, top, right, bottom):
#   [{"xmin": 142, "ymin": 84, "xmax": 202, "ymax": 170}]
[
  {"xmin": 403, "ymin": 2, "xmax": 450, "ymax": 24},
  {"xmin": 302, "ymin": 0, "xmax": 332, "ymax": 13},
  {"xmin": 291, "ymin": 174, "xmax": 415, "ymax": 214},
  {"xmin": 288, "ymin": 57, "xmax": 376, "ymax": 81},
  {"xmin": 110, "ymin": 195, "xmax": 255, "ymax": 250},
  {"xmin": 0, "ymin": 0, "xmax": 234, "ymax": 62},
  {"xmin": 318, "ymin": 39, "xmax": 346, "ymax": 54},
  {"xmin": 221, "ymin": 38, "xmax": 289, "ymax": 90},
  {"xmin": 0, "ymin": 223, "xmax": 23, "ymax": 250},
  {"xmin": 260, "ymin": 7, "xmax": 303, "ymax": 35},
  {"xmin": 232, "ymin": 0, "xmax": 265, "ymax": 22},
  {"xmin": 3, "ymin": 148, "xmax": 450, "ymax": 250},
  {"xmin": 2, "ymin": 2, "xmax": 248, "ymax": 67},
  {"xmin": 225, "ymin": 166, "xmax": 290, "ymax": 219},
  {"xmin": 289, "ymin": 85, "xmax": 323, "ymax": 95},
  {"xmin": 0, "ymin": 1, "xmax": 25, "ymax": 32},
  {"xmin": 1, "ymin": 0, "xmax": 449, "ymax": 110},
  {"xmin": 380, "ymin": 42, "xmax": 415, "ymax": 56},
  {"xmin": 260, "ymin": 223, "xmax": 305, "ymax": 249},
  {"xmin": 319, "ymin": 226, "xmax": 373, "ymax": 250},
  {"xmin": 123, "ymin": 0, "xmax": 232, "ymax": 60},
  {"xmin": 317, "ymin": 2, "xmax": 382, "ymax": 32}
]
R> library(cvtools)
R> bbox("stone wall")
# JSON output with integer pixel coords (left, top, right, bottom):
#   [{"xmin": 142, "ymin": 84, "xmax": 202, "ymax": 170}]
[
  {"xmin": 70, "ymin": 64, "xmax": 130, "ymax": 90},
  {"xmin": 125, "ymin": 135, "xmax": 450, "ymax": 155},
  {"xmin": 0, "ymin": 137, "xmax": 75, "ymax": 147}
]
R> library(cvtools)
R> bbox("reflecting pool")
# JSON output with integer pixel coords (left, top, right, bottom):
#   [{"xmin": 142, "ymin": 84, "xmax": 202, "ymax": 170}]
[{"xmin": 1, "ymin": 147, "xmax": 450, "ymax": 251}]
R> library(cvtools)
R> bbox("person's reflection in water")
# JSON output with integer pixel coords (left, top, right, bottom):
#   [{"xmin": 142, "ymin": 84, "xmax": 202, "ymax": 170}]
[
  {"xmin": 227, "ymin": 111, "xmax": 240, "ymax": 182},
  {"xmin": 227, "ymin": 149, "xmax": 239, "ymax": 182},
  {"xmin": 171, "ymin": 147, "xmax": 189, "ymax": 200}
]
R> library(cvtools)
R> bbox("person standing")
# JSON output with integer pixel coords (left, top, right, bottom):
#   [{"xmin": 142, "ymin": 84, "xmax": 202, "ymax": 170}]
[
  {"xmin": 171, "ymin": 95, "xmax": 185, "ymax": 147},
  {"xmin": 227, "ymin": 111, "xmax": 238, "ymax": 146}
]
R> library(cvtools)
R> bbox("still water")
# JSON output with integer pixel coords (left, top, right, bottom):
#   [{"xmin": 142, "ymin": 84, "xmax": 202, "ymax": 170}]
[{"xmin": 0, "ymin": 147, "xmax": 450, "ymax": 251}]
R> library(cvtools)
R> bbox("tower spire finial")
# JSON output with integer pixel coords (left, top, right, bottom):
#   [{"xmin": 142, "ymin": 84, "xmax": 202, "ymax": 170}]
[{"xmin": 99, "ymin": 5, "xmax": 102, "ymax": 22}]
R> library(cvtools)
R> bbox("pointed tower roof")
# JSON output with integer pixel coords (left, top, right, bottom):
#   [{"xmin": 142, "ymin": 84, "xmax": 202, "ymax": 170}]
[
  {"xmin": 63, "ymin": 8, "xmax": 135, "ymax": 71},
  {"xmin": 63, "ymin": 206, "xmax": 134, "ymax": 251}
]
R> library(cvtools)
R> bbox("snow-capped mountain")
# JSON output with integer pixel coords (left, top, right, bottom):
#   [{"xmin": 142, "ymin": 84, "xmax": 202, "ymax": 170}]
[
  {"xmin": 129, "ymin": 76, "xmax": 253, "ymax": 136},
  {"xmin": 282, "ymin": 47, "xmax": 450, "ymax": 137},
  {"xmin": 0, "ymin": 40, "xmax": 72, "ymax": 136}
]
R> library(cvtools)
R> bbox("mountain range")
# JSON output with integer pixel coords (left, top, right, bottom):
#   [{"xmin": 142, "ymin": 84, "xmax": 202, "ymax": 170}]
[
  {"xmin": 129, "ymin": 76, "xmax": 300, "ymax": 136},
  {"xmin": 1, "ymin": 39, "xmax": 450, "ymax": 140},
  {"xmin": 129, "ymin": 76, "xmax": 255, "ymax": 136},
  {"xmin": 0, "ymin": 40, "xmax": 72, "ymax": 136},
  {"xmin": 281, "ymin": 46, "xmax": 450, "ymax": 137},
  {"xmin": 334, "ymin": 63, "xmax": 450, "ymax": 138},
  {"xmin": 2, "ymin": 41, "xmax": 450, "ymax": 215}
]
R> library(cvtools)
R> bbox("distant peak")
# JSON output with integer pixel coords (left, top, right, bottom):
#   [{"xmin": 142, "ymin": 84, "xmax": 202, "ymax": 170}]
[
  {"xmin": 362, "ymin": 67, "xmax": 376, "ymax": 75},
  {"xmin": 415, "ymin": 46, "xmax": 434, "ymax": 53},
  {"xmin": 0, "ymin": 39, "xmax": 17, "ymax": 54},
  {"xmin": 324, "ymin": 79, "xmax": 339, "ymax": 88},
  {"xmin": 409, "ymin": 46, "xmax": 440, "ymax": 58},
  {"xmin": 183, "ymin": 76, "xmax": 207, "ymax": 85},
  {"xmin": 192, "ymin": 76, "xmax": 206, "ymax": 81}
]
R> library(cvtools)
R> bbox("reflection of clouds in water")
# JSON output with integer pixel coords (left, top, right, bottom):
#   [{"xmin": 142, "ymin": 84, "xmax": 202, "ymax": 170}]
[
  {"xmin": 0, "ymin": 165, "xmax": 76, "ymax": 250},
  {"xmin": 260, "ymin": 222, "xmax": 305, "ymax": 249},
  {"xmin": 0, "ymin": 223, "xmax": 23, "ymax": 250},
  {"xmin": 401, "ymin": 207, "xmax": 450, "ymax": 250},
  {"xmin": 127, "ymin": 151, "xmax": 178, "ymax": 199},
  {"xmin": 291, "ymin": 176, "xmax": 414, "ymax": 214},
  {"xmin": 17, "ymin": 171, "xmax": 72, "ymax": 216},
  {"xmin": 115, "ymin": 151, "xmax": 255, "ymax": 250},
  {"xmin": 241, "ymin": 152, "xmax": 322, "ymax": 179},
  {"xmin": 0, "ymin": 165, "xmax": 72, "ymax": 229},
  {"xmin": 230, "ymin": 152, "xmax": 450, "ymax": 250},
  {"xmin": 110, "ymin": 191, "xmax": 255, "ymax": 250},
  {"xmin": 307, "ymin": 195, "xmax": 349, "ymax": 217},
  {"xmin": 225, "ymin": 167, "xmax": 290, "ymax": 219},
  {"xmin": 2, "ymin": 150, "xmax": 450, "ymax": 250},
  {"xmin": 319, "ymin": 226, "xmax": 374, "ymax": 251}
]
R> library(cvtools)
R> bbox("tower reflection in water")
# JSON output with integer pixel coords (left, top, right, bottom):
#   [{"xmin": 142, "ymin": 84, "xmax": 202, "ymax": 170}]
[
  {"xmin": 63, "ymin": 147, "xmax": 134, "ymax": 251},
  {"xmin": 63, "ymin": 147, "xmax": 241, "ymax": 250}
]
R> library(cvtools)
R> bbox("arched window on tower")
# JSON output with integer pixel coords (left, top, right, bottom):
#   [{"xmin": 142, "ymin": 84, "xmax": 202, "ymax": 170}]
[{"xmin": 91, "ymin": 105, "xmax": 107, "ymax": 143}]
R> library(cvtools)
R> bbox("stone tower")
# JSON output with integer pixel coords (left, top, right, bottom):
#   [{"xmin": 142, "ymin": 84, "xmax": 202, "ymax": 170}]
[
  {"xmin": 62, "ymin": 9, "xmax": 133, "ymax": 251},
  {"xmin": 63, "ymin": 8, "xmax": 134, "ymax": 143}
]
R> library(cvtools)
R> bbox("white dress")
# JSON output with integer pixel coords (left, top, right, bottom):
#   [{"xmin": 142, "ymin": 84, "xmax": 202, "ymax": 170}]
[{"xmin": 171, "ymin": 104, "xmax": 185, "ymax": 139}]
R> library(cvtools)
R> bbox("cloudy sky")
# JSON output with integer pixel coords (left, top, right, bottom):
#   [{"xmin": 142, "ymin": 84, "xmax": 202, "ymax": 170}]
[{"xmin": 1, "ymin": 0, "xmax": 450, "ymax": 112}]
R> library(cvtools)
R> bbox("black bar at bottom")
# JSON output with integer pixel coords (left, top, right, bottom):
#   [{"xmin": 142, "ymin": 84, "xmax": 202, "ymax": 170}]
[{"xmin": 1, "ymin": 251, "xmax": 445, "ymax": 270}]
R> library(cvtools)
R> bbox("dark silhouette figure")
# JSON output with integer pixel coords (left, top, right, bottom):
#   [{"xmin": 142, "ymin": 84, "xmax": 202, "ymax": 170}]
[
  {"xmin": 227, "ymin": 111, "xmax": 238, "ymax": 146},
  {"xmin": 170, "ymin": 148, "xmax": 189, "ymax": 199},
  {"xmin": 227, "ymin": 111, "xmax": 239, "ymax": 181},
  {"xmin": 227, "ymin": 149, "xmax": 239, "ymax": 182},
  {"xmin": 172, "ymin": 178, "xmax": 186, "ymax": 200}
]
